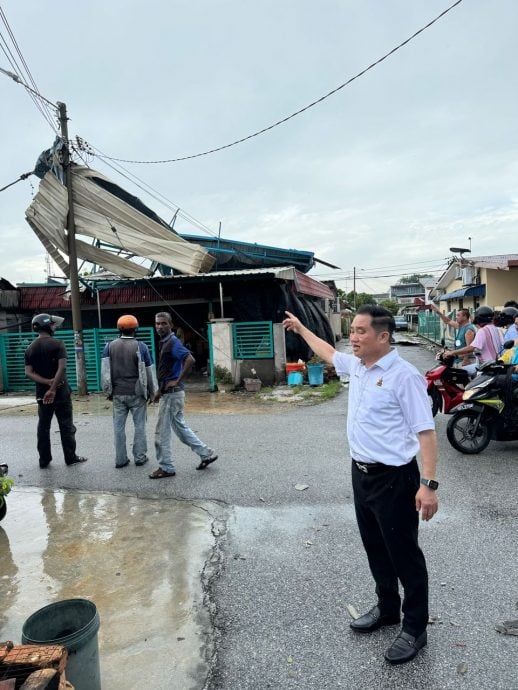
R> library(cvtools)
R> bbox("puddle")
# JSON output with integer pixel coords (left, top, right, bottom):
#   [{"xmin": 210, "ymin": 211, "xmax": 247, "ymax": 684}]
[{"xmin": 0, "ymin": 488, "xmax": 218, "ymax": 690}]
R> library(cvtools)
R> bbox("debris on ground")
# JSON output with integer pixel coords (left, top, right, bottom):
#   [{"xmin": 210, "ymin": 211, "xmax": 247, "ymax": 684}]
[{"xmin": 495, "ymin": 619, "xmax": 518, "ymax": 636}]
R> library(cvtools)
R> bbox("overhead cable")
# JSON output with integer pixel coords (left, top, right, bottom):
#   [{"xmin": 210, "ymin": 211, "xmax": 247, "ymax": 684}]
[
  {"xmin": 0, "ymin": 170, "xmax": 32, "ymax": 192},
  {"xmin": 95, "ymin": 0, "xmax": 463, "ymax": 165},
  {"xmin": 0, "ymin": 5, "xmax": 57, "ymax": 132}
]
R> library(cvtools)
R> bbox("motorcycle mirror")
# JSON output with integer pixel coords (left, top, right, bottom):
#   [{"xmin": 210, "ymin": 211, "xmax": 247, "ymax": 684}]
[{"xmin": 503, "ymin": 339, "xmax": 515, "ymax": 350}]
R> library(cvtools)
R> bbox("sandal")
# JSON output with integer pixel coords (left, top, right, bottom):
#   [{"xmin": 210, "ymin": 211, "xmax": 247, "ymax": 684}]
[
  {"xmin": 196, "ymin": 452, "xmax": 218, "ymax": 471},
  {"xmin": 149, "ymin": 468, "xmax": 176, "ymax": 479}
]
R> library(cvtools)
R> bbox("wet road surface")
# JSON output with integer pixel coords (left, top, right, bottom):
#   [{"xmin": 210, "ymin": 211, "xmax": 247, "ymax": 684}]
[
  {"xmin": 1, "ymin": 338, "xmax": 518, "ymax": 689},
  {"xmin": 0, "ymin": 487, "xmax": 221, "ymax": 689}
]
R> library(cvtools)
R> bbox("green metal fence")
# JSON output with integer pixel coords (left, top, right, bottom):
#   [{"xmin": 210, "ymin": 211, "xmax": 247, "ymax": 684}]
[
  {"xmin": 0, "ymin": 328, "xmax": 156, "ymax": 392},
  {"xmin": 232, "ymin": 321, "xmax": 274, "ymax": 359},
  {"xmin": 418, "ymin": 311, "xmax": 457, "ymax": 347}
]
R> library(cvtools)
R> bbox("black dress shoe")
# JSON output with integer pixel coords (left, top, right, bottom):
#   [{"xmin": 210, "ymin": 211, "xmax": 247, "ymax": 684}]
[
  {"xmin": 384, "ymin": 630, "xmax": 427, "ymax": 664},
  {"xmin": 350, "ymin": 605, "xmax": 400, "ymax": 633}
]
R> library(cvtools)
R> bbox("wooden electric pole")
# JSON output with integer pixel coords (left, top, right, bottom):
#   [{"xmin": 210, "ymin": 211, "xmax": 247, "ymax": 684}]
[{"xmin": 57, "ymin": 101, "xmax": 88, "ymax": 395}]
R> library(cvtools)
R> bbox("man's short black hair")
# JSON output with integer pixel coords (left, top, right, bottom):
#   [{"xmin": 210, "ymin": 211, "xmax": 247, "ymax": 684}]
[
  {"xmin": 356, "ymin": 304, "xmax": 395, "ymax": 336},
  {"xmin": 504, "ymin": 300, "xmax": 518, "ymax": 309},
  {"xmin": 457, "ymin": 308, "xmax": 471, "ymax": 319},
  {"xmin": 155, "ymin": 311, "xmax": 173, "ymax": 324}
]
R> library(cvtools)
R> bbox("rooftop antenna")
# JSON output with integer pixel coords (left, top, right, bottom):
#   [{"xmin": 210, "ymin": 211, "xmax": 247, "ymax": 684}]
[{"xmin": 449, "ymin": 246, "xmax": 471, "ymax": 257}]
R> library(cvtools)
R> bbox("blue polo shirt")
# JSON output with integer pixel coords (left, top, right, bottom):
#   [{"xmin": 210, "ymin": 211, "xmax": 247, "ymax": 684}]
[{"xmin": 157, "ymin": 333, "xmax": 190, "ymax": 390}]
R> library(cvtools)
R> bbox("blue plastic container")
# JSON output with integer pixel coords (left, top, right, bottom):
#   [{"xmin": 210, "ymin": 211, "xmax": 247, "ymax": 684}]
[
  {"xmin": 307, "ymin": 363, "xmax": 324, "ymax": 386},
  {"xmin": 287, "ymin": 371, "xmax": 304, "ymax": 385}
]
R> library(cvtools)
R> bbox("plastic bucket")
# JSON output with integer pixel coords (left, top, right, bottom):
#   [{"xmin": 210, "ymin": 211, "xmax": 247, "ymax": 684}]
[
  {"xmin": 307, "ymin": 363, "xmax": 324, "ymax": 386},
  {"xmin": 287, "ymin": 371, "xmax": 304, "ymax": 385},
  {"xmin": 22, "ymin": 598, "xmax": 101, "ymax": 690},
  {"xmin": 285, "ymin": 363, "xmax": 305, "ymax": 373}
]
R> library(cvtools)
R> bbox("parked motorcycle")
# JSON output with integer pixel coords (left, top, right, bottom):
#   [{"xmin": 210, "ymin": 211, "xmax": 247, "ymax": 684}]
[
  {"xmin": 426, "ymin": 352, "xmax": 471, "ymax": 416},
  {"xmin": 0, "ymin": 464, "xmax": 13, "ymax": 522},
  {"xmin": 446, "ymin": 352, "xmax": 518, "ymax": 454}
]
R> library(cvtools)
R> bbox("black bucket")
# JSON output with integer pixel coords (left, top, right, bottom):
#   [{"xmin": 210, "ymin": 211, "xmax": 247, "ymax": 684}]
[{"xmin": 22, "ymin": 598, "xmax": 101, "ymax": 690}]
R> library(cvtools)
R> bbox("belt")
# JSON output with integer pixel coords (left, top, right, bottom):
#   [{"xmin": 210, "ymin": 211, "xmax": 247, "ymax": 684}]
[
  {"xmin": 353, "ymin": 460, "xmax": 387, "ymax": 473},
  {"xmin": 163, "ymin": 386, "xmax": 184, "ymax": 394},
  {"xmin": 353, "ymin": 457, "xmax": 416, "ymax": 473}
]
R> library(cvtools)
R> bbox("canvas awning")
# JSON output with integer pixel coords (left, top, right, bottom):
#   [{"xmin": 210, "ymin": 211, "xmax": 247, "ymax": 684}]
[{"xmin": 439, "ymin": 285, "xmax": 486, "ymax": 301}]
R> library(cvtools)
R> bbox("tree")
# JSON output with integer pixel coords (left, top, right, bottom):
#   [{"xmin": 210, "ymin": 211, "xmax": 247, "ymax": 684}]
[
  {"xmin": 398, "ymin": 273, "xmax": 433, "ymax": 284},
  {"xmin": 346, "ymin": 291, "xmax": 377, "ymax": 309},
  {"xmin": 379, "ymin": 299, "xmax": 399, "ymax": 315}
]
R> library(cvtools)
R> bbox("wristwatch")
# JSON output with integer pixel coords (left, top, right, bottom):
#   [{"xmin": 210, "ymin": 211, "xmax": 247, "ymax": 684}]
[{"xmin": 421, "ymin": 478, "xmax": 439, "ymax": 490}]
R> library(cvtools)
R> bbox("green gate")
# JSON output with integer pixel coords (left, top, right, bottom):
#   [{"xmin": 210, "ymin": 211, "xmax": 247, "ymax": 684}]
[
  {"xmin": 232, "ymin": 321, "xmax": 274, "ymax": 359},
  {"xmin": 0, "ymin": 328, "xmax": 156, "ymax": 392}
]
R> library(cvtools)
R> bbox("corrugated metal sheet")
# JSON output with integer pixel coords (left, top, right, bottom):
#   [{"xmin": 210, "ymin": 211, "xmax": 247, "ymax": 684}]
[
  {"xmin": 18, "ymin": 266, "xmax": 333, "ymax": 310},
  {"xmin": 25, "ymin": 167, "xmax": 215, "ymax": 277},
  {"xmin": 293, "ymin": 270, "xmax": 334, "ymax": 299}
]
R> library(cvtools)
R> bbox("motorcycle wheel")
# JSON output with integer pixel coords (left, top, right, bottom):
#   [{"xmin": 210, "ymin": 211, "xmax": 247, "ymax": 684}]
[
  {"xmin": 0, "ymin": 497, "xmax": 6, "ymax": 522},
  {"xmin": 428, "ymin": 388, "xmax": 441, "ymax": 417},
  {"xmin": 446, "ymin": 410, "xmax": 491, "ymax": 454}
]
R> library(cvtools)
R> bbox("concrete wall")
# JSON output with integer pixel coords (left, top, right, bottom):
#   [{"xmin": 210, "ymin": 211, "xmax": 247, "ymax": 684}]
[{"xmin": 481, "ymin": 268, "xmax": 518, "ymax": 307}]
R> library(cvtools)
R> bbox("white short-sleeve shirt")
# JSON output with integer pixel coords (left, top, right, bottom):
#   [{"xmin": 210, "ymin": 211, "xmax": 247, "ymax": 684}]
[{"xmin": 333, "ymin": 348, "xmax": 435, "ymax": 466}]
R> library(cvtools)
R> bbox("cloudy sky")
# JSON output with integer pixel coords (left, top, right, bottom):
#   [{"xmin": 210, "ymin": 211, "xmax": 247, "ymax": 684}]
[{"xmin": 1, "ymin": 0, "xmax": 517, "ymax": 292}]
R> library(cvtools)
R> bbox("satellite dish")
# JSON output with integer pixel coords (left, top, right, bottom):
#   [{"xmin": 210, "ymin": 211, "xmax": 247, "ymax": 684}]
[{"xmin": 449, "ymin": 247, "xmax": 471, "ymax": 254}]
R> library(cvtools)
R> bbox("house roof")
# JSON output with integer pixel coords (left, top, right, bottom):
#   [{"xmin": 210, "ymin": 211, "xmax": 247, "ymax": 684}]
[
  {"xmin": 434, "ymin": 254, "xmax": 518, "ymax": 291},
  {"xmin": 17, "ymin": 266, "xmax": 334, "ymax": 311}
]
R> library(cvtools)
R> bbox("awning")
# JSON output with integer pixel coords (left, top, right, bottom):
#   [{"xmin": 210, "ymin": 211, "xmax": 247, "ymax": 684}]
[{"xmin": 439, "ymin": 285, "xmax": 486, "ymax": 301}]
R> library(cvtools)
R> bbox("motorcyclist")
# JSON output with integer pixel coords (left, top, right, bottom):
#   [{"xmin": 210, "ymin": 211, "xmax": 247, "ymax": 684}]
[
  {"xmin": 499, "ymin": 305, "xmax": 518, "ymax": 344},
  {"xmin": 445, "ymin": 306, "xmax": 503, "ymax": 370}
]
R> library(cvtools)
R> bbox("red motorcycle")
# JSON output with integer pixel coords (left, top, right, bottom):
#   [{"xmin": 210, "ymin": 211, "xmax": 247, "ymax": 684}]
[{"xmin": 425, "ymin": 352, "xmax": 471, "ymax": 416}]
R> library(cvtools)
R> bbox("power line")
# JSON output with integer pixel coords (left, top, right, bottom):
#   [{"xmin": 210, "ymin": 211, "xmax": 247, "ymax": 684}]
[
  {"xmin": 0, "ymin": 170, "xmax": 32, "ymax": 192},
  {"xmin": 0, "ymin": 10, "xmax": 57, "ymax": 132},
  {"xmin": 0, "ymin": 5, "xmax": 56, "ymax": 128},
  {"xmin": 95, "ymin": 0, "xmax": 463, "ymax": 165}
]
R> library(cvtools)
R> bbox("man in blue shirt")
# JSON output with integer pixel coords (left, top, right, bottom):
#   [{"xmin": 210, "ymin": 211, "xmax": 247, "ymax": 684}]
[{"xmin": 149, "ymin": 312, "xmax": 217, "ymax": 478}]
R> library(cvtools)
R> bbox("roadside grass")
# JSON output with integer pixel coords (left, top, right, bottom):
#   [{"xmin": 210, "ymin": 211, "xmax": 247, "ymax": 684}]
[{"xmin": 259, "ymin": 378, "xmax": 343, "ymax": 405}]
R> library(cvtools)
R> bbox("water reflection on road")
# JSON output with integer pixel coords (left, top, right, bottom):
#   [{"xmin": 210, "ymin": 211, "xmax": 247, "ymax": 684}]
[{"xmin": 0, "ymin": 487, "xmax": 218, "ymax": 690}]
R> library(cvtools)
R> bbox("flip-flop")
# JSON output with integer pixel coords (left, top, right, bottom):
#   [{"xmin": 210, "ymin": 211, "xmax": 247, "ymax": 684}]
[
  {"xmin": 149, "ymin": 468, "xmax": 176, "ymax": 479},
  {"xmin": 196, "ymin": 454, "xmax": 218, "ymax": 471}
]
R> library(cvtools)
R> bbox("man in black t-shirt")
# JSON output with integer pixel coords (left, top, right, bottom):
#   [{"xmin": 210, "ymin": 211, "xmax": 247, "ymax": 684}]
[{"xmin": 24, "ymin": 314, "xmax": 87, "ymax": 468}]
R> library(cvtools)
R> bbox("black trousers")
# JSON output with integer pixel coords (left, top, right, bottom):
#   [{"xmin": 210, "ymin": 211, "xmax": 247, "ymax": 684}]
[
  {"xmin": 352, "ymin": 458, "xmax": 428, "ymax": 636},
  {"xmin": 37, "ymin": 394, "xmax": 77, "ymax": 466}
]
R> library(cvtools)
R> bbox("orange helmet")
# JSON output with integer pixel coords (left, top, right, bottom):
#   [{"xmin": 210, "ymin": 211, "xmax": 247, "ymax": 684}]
[{"xmin": 117, "ymin": 314, "xmax": 139, "ymax": 330}]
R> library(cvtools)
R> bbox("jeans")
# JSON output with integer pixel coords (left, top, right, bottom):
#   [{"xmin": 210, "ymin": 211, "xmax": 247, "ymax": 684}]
[
  {"xmin": 112, "ymin": 395, "xmax": 148, "ymax": 466},
  {"xmin": 37, "ymin": 396, "xmax": 77, "ymax": 466},
  {"xmin": 154, "ymin": 391, "xmax": 209, "ymax": 473}
]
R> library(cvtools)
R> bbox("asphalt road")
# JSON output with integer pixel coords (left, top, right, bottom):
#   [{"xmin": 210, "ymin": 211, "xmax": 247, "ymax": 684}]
[{"xmin": 1, "ymin": 340, "xmax": 517, "ymax": 690}]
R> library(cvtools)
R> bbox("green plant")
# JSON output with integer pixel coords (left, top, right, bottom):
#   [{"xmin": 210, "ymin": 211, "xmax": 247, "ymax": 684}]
[
  {"xmin": 0, "ymin": 475, "xmax": 14, "ymax": 497},
  {"xmin": 307, "ymin": 355, "xmax": 323, "ymax": 365},
  {"xmin": 214, "ymin": 365, "xmax": 233, "ymax": 385}
]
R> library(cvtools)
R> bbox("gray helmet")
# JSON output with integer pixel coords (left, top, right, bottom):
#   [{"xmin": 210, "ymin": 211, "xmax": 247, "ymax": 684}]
[
  {"xmin": 31, "ymin": 313, "xmax": 65, "ymax": 333},
  {"xmin": 473, "ymin": 306, "xmax": 494, "ymax": 326},
  {"xmin": 498, "ymin": 306, "xmax": 518, "ymax": 327}
]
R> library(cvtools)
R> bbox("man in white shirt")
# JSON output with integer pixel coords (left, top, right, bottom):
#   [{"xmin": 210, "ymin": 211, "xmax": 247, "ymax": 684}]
[{"xmin": 283, "ymin": 304, "xmax": 438, "ymax": 665}]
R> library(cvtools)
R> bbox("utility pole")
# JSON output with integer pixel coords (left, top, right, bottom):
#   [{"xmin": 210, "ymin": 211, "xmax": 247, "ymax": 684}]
[
  {"xmin": 58, "ymin": 102, "xmax": 88, "ymax": 395},
  {"xmin": 353, "ymin": 266, "xmax": 356, "ymax": 310}
]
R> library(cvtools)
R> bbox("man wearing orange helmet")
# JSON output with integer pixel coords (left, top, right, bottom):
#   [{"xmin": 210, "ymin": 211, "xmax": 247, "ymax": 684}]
[{"xmin": 101, "ymin": 315, "xmax": 158, "ymax": 468}]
